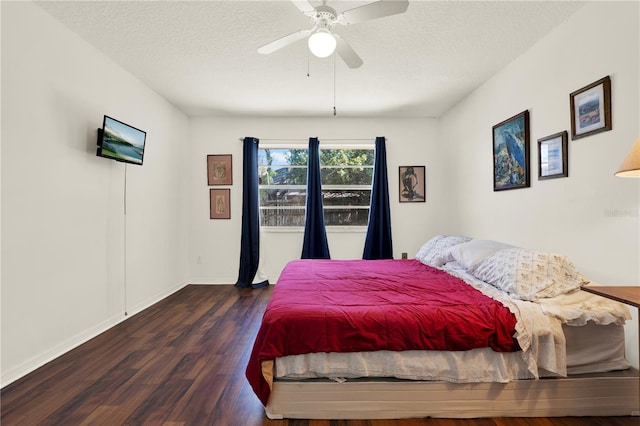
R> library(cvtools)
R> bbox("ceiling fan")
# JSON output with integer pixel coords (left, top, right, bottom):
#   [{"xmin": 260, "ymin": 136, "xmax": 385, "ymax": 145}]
[{"xmin": 258, "ymin": 0, "xmax": 410, "ymax": 69}]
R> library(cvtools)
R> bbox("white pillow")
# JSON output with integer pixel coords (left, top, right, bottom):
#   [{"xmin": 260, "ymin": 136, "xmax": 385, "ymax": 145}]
[
  {"xmin": 468, "ymin": 248, "xmax": 588, "ymax": 301},
  {"xmin": 416, "ymin": 235, "xmax": 471, "ymax": 268},
  {"xmin": 449, "ymin": 239, "xmax": 513, "ymax": 269}
]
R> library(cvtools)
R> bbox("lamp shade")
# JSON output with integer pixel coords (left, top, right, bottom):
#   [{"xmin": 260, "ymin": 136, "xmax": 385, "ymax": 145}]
[
  {"xmin": 615, "ymin": 138, "xmax": 640, "ymax": 177},
  {"xmin": 308, "ymin": 29, "xmax": 336, "ymax": 58}
]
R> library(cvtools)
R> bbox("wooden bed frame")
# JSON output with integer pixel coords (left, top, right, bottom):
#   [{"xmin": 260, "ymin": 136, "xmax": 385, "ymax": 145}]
[{"xmin": 265, "ymin": 369, "xmax": 639, "ymax": 419}]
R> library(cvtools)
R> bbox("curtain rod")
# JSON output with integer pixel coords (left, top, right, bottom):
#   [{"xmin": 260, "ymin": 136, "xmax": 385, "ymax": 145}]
[{"xmin": 238, "ymin": 138, "xmax": 377, "ymax": 142}]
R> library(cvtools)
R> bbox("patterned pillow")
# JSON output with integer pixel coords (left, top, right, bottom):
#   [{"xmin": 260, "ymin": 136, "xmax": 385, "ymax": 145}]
[
  {"xmin": 416, "ymin": 235, "xmax": 472, "ymax": 268},
  {"xmin": 415, "ymin": 235, "xmax": 446, "ymax": 261},
  {"xmin": 468, "ymin": 248, "xmax": 588, "ymax": 301}
]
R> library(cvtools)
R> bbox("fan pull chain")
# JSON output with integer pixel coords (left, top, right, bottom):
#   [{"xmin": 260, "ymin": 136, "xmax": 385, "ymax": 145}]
[
  {"xmin": 307, "ymin": 50, "xmax": 310, "ymax": 77},
  {"xmin": 333, "ymin": 53, "xmax": 337, "ymax": 116}
]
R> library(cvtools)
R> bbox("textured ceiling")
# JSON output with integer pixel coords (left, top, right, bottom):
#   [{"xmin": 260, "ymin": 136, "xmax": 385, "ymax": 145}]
[{"xmin": 36, "ymin": 1, "xmax": 585, "ymax": 118}]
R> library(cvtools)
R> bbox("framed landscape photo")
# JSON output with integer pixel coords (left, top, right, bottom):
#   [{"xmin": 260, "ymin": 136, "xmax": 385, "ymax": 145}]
[
  {"xmin": 399, "ymin": 166, "xmax": 425, "ymax": 202},
  {"xmin": 492, "ymin": 110, "xmax": 530, "ymax": 191},
  {"xmin": 210, "ymin": 189, "xmax": 230, "ymax": 219},
  {"xmin": 207, "ymin": 154, "xmax": 232, "ymax": 185},
  {"xmin": 538, "ymin": 131, "xmax": 568, "ymax": 180},
  {"xmin": 569, "ymin": 76, "xmax": 611, "ymax": 140}
]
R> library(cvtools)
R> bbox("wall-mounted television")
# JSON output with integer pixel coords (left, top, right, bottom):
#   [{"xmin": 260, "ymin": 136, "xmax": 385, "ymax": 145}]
[{"xmin": 97, "ymin": 115, "xmax": 146, "ymax": 165}]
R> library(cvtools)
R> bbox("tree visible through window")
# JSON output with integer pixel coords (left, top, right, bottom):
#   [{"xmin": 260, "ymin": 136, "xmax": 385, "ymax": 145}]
[{"xmin": 258, "ymin": 146, "xmax": 374, "ymax": 227}]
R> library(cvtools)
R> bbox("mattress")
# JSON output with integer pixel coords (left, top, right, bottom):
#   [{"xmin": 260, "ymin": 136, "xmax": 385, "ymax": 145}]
[{"xmin": 275, "ymin": 322, "xmax": 630, "ymax": 382}]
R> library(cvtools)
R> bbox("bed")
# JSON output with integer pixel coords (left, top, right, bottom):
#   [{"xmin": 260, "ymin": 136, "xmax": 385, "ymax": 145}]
[{"xmin": 246, "ymin": 236, "xmax": 638, "ymax": 419}]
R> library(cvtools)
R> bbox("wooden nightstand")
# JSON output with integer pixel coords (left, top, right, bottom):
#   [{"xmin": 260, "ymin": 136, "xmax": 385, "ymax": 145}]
[{"xmin": 582, "ymin": 285, "xmax": 640, "ymax": 416}]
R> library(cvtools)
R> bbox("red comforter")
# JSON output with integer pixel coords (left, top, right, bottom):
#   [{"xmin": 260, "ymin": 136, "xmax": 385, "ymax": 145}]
[{"xmin": 246, "ymin": 259, "xmax": 519, "ymax": 405}]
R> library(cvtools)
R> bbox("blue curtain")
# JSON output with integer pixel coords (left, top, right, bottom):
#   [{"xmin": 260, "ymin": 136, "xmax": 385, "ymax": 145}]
[
  {"xmin": 235, "ymin": 137, "xmax": 269, "ymax": 289},
  {"xmin": 301, "ymin": 137, "xmax": 331, "ymax": 259},
  {"xmin": 363, "ymin": 136, "xmax": 393, "ymax": 260}
]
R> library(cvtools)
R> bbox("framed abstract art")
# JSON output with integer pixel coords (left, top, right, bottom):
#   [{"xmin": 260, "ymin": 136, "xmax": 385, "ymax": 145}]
[
  {"xmin": 492, "ymin": 110, "xmax": 530, "ymax": 191},
  {"xmin": 399, "ymin": 166, "xmax": 425, "ymax": 202},
  {"xmin": 210, "ymin": 188, "xmax": 231, "ymax": 219},
  {"xmin": 538, "ymin": 131, "xmax": 568, "ymax": 180},
  {"xmin": 569, "ymin": 76, "xmax": 612, "ymax": 140},
  {"xmin": 207, "ymin": 154, "xmax": 232, "ymax": 185}
]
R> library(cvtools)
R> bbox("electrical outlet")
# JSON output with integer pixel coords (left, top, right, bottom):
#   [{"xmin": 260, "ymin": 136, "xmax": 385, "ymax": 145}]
[{"xmin": 401, "ymin": 252, "xmax": 408, "ymax": 259}]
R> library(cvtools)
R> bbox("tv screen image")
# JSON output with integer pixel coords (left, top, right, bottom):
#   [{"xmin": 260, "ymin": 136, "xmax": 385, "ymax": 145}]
[{"xmin": 97, "ymin": 116, "xmax": 146, "ymax": 165}]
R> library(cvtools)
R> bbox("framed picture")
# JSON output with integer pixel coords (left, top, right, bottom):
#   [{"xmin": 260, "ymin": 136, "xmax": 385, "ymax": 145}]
[
  {"xmin": 538, "ymin": 131, "xmax": 568, "ymax": 180},
  {"xmin": 210, "ymin": 189, "xmax": 230, "ymax": 219},
  {"xmin": 492, "ymin": 110, "xmax": 530, "ymax": 191},
  {"xmin": 399, "ymin": 166, "xmax": 425, "ymax": 202},
  {"xmin": 207, "ymin": 154, "xmax": 232, "ymax": 185},
  {"xmin": 569, "ymin": 76, "xmax": 611, "ymax": 140}
]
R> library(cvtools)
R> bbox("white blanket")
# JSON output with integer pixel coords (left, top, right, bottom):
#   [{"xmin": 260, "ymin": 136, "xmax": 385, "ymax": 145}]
[
  {"xmin": 443, "ymin": 266, "xmax": 567, "ymax": 378},
  {"xmin": 538, "ymin": 284, "xmax": 632, "ymax": 326}
]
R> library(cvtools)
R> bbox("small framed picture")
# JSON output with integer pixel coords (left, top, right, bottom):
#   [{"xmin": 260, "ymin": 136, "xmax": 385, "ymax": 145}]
[
  {"xmin": 493, "ymin": 110, "xmax": 530, "ymax": 191},
  {"xmin": 538, "ymin": 131, "xmax": 568, "ymax": 180},
  {"xmin": 210, "ymin": 189, "xmax": 230, "ymax": 219},
  {"xmin": 207, "ymin": 154, "xmax": 232, "ymax": 185},
  {"xmin": 399, "ymin": 166, "xmax": 425, "ymax": 202},
  {"xmin": 569, "ymin": 76, "xmax": 611, "ymax": 140}
]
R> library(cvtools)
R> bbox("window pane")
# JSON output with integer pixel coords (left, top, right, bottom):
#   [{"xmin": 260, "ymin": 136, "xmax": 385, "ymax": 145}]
[
  {"xmin": 259, "ymin": 148, "xmax": 308, "ymax": 166},
  {"xmin": 260, "ymin": 189, "xmax": 306, "ymax": 207},
  {"xmin": 321, "ymin": 167, "xmax": 373, "ymax": 185},
  {"xmin": 320, "ymin": 149, "xmax": 374, "ymax": 166},
  {"xmin": 259, "ymin": 166, "xmax": 307, "ymax": 186},
  {"xmin": 260, "ymin": 208, "xmax": 306, "ymax": 227},
  {"xmin": 322, "ymin": 190, "xmax": 371, "ymax": 207},
  {"xmin": 324, "ymin": 208, "xmax": 370, "ymax": 226}
]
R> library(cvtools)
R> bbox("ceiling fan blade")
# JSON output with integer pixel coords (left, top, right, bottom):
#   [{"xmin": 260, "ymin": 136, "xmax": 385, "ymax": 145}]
[
  {"xmin": 258, "ymin": 30, "xmax": 310, "ymax": 55},
  {"xmin": 340, "ymin": 0, "xmax": 409, "ymax": 25},
  {"xmin": 335, "ymin": 35, "xmax": 363, "ymax": 69},
  {"xmin": 290, "ymin": 0, "xmax": 316, "ymax": 15}
]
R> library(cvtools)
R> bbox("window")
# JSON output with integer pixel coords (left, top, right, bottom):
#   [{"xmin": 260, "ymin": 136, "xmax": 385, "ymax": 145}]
[{"xmin": 258, "ymin": 145, "xmax": 375, "ymax": 228}]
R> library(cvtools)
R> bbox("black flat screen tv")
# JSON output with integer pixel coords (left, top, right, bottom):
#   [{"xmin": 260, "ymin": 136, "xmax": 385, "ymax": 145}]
[{"xmin": 97, "ymin": 115, "xmax": 146, "ymax": 165}]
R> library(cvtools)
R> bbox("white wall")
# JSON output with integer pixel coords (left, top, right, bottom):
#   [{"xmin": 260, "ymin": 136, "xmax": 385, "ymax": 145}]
[
  {"xmin": 439, "ymin": 1, "xmax": 640, "ymax": 367},
  {"xmin": 188, "ymin": 116, "xmax": 439, "ymax": 283},
  {"xmin": 1, "ymin": 2, "xmax": 190, "ymax": 385}
]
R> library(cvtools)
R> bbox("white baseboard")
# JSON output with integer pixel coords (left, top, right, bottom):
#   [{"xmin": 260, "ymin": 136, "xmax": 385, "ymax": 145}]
[
  {"xmin": 1, "ymin": 281, "xmax": 189, "ymax": 388},
  {"xmin": 187, "ymin": 279, "xmax": 237, "ymax": 285}
]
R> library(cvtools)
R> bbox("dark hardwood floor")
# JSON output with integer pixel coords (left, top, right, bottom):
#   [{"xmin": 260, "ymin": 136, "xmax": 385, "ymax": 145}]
[{"xmin": 1, "ymin": 285, "xmax": 637, "ymax": 426}]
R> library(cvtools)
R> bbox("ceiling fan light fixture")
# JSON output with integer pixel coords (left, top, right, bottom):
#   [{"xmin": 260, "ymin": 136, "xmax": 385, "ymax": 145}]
[{"xmin": 308, "ymin": 29, "xmax": 336, "ymax": 58}]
